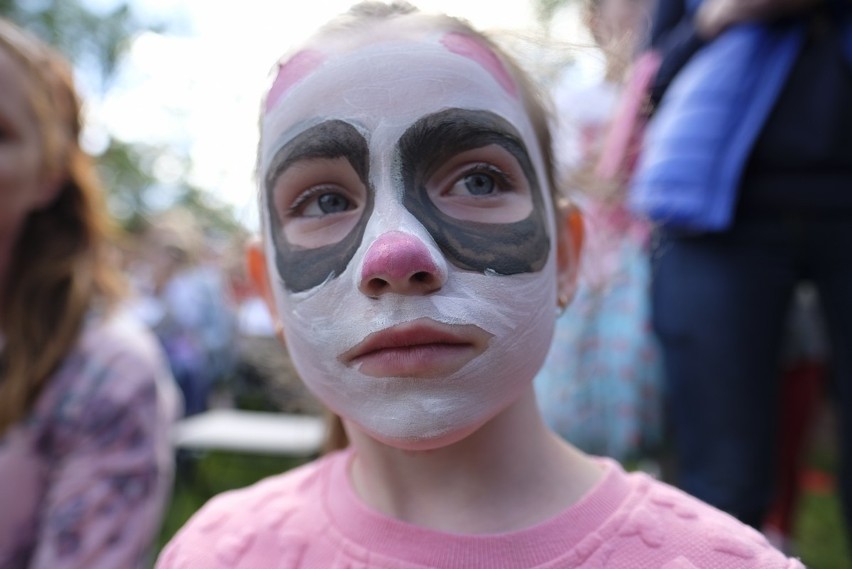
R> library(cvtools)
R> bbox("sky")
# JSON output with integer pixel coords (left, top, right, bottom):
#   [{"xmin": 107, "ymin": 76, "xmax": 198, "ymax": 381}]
[{"xmin": 83, "ymin": 0, "xmax": 593, "ymax": 231}]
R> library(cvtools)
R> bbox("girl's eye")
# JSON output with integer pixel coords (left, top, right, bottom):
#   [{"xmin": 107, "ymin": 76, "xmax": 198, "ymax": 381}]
[
  {"xmin": 460, "ymin": 173, "xmax": 496, "ymax": 196},
  {"xmin": 312, "ymin": 192, "xmax": 351, "ymax": 215},
  {"xmin": 288, "ymin": 186, "xmax": 354, "ymax": 218},
  {"xmin": 445, "ymin": 164, "xmax": 513, "ymax": 198}
]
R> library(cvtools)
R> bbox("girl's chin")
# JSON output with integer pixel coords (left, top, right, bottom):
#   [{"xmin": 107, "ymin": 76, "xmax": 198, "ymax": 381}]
[{"xmin": 346, "ymin": 414, "xmax": 490, "ymax": 452}]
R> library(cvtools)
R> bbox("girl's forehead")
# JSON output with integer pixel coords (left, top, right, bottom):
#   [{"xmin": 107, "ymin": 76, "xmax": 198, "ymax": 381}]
[{"xmin": 260, "ymin": 36, "xmax": 534, "ymax": 168}]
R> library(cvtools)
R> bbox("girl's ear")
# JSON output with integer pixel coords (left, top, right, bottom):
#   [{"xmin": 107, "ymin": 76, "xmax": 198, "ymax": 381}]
[
  {"xmin": 246, "ymin": 237, "xmax": 283, "ymax": 340},
  {"xmin": 555, "ymin": 205, "xmax": 584, "ymax": 309}
]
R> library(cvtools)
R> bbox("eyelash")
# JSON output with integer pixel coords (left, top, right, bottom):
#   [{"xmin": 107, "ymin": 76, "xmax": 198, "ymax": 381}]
[
  {"xmin": 285, "ymin": 184, "xmax": 343, "ymax": 217},
  {"xmin": 454, "ymin": 162, "xmax": 516, "ymax": 194}
]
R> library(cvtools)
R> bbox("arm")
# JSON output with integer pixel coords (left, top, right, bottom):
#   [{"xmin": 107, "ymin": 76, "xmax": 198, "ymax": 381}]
[
  {"xmin": 649, "ymin": 0, "xmax": 828, "ymax": 104},
  {"xmin": 696, "ymin": 0, "xmax": 826, "ymax": 39},
  {"xmin": 28, "ymin": 323, "xmax": 179, "ymax": 569},
  {"xmin": 648, "ymin": 0, "xmax": 706, "ymax": 105}
]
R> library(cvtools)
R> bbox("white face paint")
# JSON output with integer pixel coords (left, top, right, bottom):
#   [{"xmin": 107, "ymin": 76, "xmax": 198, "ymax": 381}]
[{"xmin": 260, "ymin": 37, "xmax": 558, "ymax": 450}]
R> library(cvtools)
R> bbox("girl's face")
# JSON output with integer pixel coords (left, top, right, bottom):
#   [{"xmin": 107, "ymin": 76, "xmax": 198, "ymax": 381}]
[{"xmin": 258, "ymin": 32, "xmax": 565, "ymax": 450}]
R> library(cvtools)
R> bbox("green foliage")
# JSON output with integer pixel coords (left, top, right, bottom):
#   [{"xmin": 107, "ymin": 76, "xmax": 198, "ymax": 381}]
[
  {"xmin": 98, "ymin": 139, "xmax": 158, "ymax": 233},
  {"xmin": 0, "ymin": 0, "xmax": 147, "ymax": 92},
  {"xmin": 2, "ymin": 0, "xmax": 246, "ymax": 236}
]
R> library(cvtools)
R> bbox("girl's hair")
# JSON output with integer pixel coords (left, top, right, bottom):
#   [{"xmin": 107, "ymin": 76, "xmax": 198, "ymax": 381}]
[
  {"xmin": 0, "ymin": 18, "xmax": 125, "ymax": 436},
  {"xmin": 285, "ymin": 1, "xmax": 563, "ymax": 452}
]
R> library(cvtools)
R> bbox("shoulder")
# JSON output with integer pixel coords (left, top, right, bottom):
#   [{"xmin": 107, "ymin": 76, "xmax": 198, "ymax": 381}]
[
  {"xmin": 78, "ymin": 308, "xmax": 169, "ymax": 372},
  {"xmin": 608, "ymin": 470, "xmax": 805, "ymax": 568},
  {"xmin": 156, "ymin": 452, "xmax": 341, "ymax": 568},
  {"xmin": 73, "ymin": 308, "xmax": 177, "ymax": 401},
  {"xmin": 35, "ymin": 309, "xmax": 179, "ymax": 439}
]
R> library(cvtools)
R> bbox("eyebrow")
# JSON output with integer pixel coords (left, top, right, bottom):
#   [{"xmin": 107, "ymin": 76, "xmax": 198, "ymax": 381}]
[
  {"xmin": 264, "ymin": 120, "xmax": 370, "ymax": 194},
  {"xmin": 397, "ymin": 108, "xmax": 534, "ymax": 183}
]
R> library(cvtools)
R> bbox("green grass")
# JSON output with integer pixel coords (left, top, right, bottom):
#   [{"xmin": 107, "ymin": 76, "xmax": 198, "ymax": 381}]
[{"xmin": 797, "ymin": 490, "xmax": 850, "ymax": 569}]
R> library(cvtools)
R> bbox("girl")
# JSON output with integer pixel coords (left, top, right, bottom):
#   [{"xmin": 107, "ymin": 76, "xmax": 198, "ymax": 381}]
[
  {"xmin": 157, "ymin": 3, "xmax": 802, "ymax": 567},
  {"xmin": 0, "ymin": 17, "xmax": 180, "ymax": 569}
]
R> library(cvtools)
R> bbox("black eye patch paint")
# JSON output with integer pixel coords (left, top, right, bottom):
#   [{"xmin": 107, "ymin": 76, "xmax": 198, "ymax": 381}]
[
  {"xmin": 398, "ymin": 108, "xmax": 550, "ymax": 275},
  {"xmin": 265, "ymin": 120, "xmax": 374, "ymax": 292}
]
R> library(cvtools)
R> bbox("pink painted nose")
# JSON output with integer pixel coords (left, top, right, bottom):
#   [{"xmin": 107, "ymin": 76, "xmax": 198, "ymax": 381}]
[{"xmin": 359, "ymin": 231, "xmax": 445, "ymax": 297}]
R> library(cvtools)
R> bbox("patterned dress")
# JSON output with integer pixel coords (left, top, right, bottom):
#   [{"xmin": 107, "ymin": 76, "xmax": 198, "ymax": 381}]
[{"xmin": 535, "ymin": 73, "xmax": 663, "ymax": 461}]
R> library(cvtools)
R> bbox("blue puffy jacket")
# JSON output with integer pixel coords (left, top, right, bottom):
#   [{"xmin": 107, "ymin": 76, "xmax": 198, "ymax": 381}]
[{"xmin": 629, "ymin": 2, "xmax": 852, "ymax": 232}]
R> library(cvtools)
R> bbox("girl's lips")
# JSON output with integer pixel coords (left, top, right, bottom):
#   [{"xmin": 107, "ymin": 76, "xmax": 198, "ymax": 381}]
[{"xmin": 339, "ymin": 318, "xmax": 493, "ymax": 378}]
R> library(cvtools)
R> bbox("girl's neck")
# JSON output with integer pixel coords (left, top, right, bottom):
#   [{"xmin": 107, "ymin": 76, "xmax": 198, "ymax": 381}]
[{"xmin": 346, "ymin": 387, "xmax": 602, "ymax": 534}]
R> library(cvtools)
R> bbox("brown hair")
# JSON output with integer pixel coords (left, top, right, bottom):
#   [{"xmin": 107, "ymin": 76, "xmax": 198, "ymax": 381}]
[
  {"xmin": 0, "ymin": 18, "xmax": 125, "ymax": 435},
  {"xmin": 276, "ymin": 1, "xmax": 565, "ymax": 452}
]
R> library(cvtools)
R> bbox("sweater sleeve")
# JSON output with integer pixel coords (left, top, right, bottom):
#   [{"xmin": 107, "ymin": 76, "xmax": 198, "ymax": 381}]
[{"xmin": 27, "ymin": 320, "xmax": 180, "ymax": 569}]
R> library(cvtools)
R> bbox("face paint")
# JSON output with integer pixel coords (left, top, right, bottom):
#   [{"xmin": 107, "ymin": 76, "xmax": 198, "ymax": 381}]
[
  {"xmin": 266, "ymin": 120, "xmax": 374, "ymax": 292},
  {"xmin": 440, "ymin": 32, "xmax": 518, "ymax": 98},
  {"xmin": 265, "ymin": 50, "xmax": 326, "ymax": 112},
  {"xmin": 398, "ymin": 108, "xmax": 550, "ymax": 274},
  {"xmin": 260, "ymin": 37, "xmax": 559, "ymax": 450}
]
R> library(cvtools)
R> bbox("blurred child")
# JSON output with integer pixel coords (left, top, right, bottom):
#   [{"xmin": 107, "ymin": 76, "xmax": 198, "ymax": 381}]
[{"xmin": 0, "ymin": 17, "xmax": 180, "ymax": 568}]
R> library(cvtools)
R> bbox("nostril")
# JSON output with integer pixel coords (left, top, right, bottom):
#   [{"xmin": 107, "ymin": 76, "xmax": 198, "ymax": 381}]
[
  {"xmin": 412, "ymin": 271, "xmax": 431, "ymax": 284},
  {"xmin": 367, "ymin": 278, "xmax": 389, "ymax": 295}
]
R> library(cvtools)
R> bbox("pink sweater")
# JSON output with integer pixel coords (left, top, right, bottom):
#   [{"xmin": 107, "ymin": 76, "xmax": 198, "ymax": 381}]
[
  {"xmin": 0, "ymin": 310, "xmax": 181, "ymax": 569},
  {"xmin": 158, "ymin": 449, "xmax": 803, "ymax": 568}
]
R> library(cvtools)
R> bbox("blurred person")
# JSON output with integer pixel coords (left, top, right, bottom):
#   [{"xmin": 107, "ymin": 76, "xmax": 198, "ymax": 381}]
[
  {"xmin": 535, "ymin": 0, "xmax": 662, "ymax": 462},
  {"xmin": 0, "ymin": 17, "xmax": 180, "ymax": 568},
  {"xmin": 130, "ymin": 210, "xmax": 236, "ymax": 416},
  {"xmin": 157, "ymin": 2, "xmax": 800, "ymax": 567},
  {"xmin": 631, "ymin": 0, "xmax": 852, "ymax": 541}
]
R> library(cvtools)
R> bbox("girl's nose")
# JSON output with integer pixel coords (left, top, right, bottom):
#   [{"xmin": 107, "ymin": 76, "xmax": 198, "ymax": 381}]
[{"xmin": 359, "ymin": 231, "xmax": 445, "ymax": 297}]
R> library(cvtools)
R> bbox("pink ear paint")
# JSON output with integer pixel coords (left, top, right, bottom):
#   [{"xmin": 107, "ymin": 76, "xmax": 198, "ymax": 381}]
[
  {"xmin": 360, "ymin": 231, "xmax": 444, "ymax": 294},
  {"xmin": 265, "ymin": 50, "xmax": 326, "ymax": 112},
  {"xmin": 440, "ymin": 32, "xmax": 517, "ymax": 98}
]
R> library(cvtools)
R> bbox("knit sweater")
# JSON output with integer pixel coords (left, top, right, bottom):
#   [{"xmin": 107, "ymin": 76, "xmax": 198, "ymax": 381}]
[{"xmin": 157, "ymin": 449, "xmax": 803, "ymax": 568}]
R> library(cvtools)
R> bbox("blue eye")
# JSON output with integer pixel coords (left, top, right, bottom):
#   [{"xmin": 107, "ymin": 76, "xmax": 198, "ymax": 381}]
[
  {"xmin": 317, "ymin": 192, "xmax": 351, "ymax": 213},
  {"xmin": 288, "ymin": 186, "xmax": 355, "ymax": 218},
  {"xmin": 463, "ymin": 173, "xmax": 496, "ymax": 195},
  {"xmin": 445, "ymin": 163, "xmax": 514, "ymax": 198}
]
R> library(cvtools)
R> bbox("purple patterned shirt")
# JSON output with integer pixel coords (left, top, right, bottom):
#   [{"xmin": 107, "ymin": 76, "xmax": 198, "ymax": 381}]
[{"xmin": 0, "ymin": 310, "xmax": 181, "ymax": 569}]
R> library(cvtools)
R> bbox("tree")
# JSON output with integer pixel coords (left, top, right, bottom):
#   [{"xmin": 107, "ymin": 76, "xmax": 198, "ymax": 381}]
[
  {"xmin": 1, "ymin": 1, "xmax": 245, "ymax": 236},
  {"xmin": 0, "ymin": 0, "xmax": 146, "ymax": 91}
]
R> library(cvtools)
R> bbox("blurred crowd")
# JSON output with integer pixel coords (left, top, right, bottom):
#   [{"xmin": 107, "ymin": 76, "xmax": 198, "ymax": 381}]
[{"xmin": 536, "ymin": 0, "xmax": 852, "ymax": 557}]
